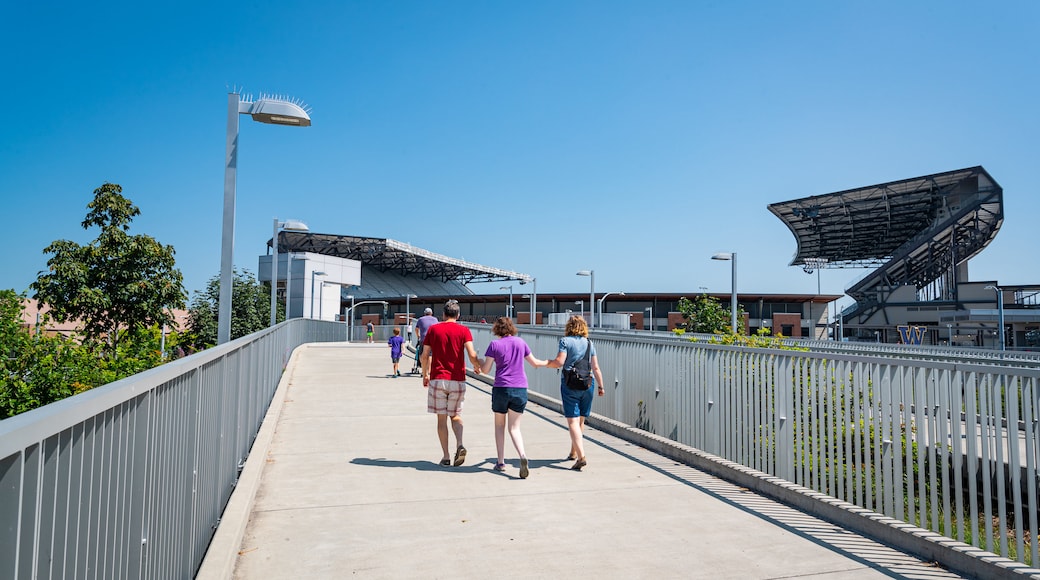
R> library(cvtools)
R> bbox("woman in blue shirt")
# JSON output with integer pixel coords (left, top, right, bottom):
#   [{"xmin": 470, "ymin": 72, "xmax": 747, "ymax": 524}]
[{"xmin": 546, "ymin": 316, "xmax": 605, "ymax": 471}]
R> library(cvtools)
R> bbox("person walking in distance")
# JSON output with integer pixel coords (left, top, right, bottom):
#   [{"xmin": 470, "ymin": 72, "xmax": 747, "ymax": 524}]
[
  {"xmin": 388, "ymin": 327, "xmax": 405, "ymax": 377},
  {"xmin": 366, "ymin": 320, "xmax": 375, "ymax": 343},
  {"xmin": 546, "ymin": 316, "xmax": 605, "ymax": 471},
  {"xmin": 479, "ymin": 317, "xmax": 547, "ymax": 478},
  {"xmin": 421, "ymin": 300, "xmax": 481, "ymax": 467},
  {"xmin": 413, "ymin": 307, "xmax": 438, "ymax": 373}
]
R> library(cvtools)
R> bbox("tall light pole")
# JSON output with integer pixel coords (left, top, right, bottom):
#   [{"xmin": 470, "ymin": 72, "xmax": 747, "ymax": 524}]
[
  {"xmin": 803, "ymin": 257, "xmax": 828, "ymax": 339},
  {"xmin": 319, "ymin": 282, "xmax": 329, "ymax": 320},
  {"xmin": 597, "ymin": 291, "xmax": 625, "ymax": 328},
  {"xmin": 947, "ymin": 323, "xmax": 954, "ymax": 346},
  {"xmin": 219, "ymin": 91, "xmax": 311, "ymax": 344},
  {"xmin": 500, "ymin": 285, "xmax": 513, "ymax": 318},
  {"xmin": 270, "ymin": 218, "xmax": 309, "ymax": 326},
  {"xmin": 310, "ymin": 271, "xmax": 327, "ymax": 318},
  {"xmin": 575, "ymin": 300, "xmax": 584, "ymax": 319},
  {"xmin": 576, "ymin": 270, "xmax": 595, "ymax": 327},
  {"xmin": 645, "ymin": 306, "xmax": 653, "ymax": 331},
  {"xmin": 523, "ymin": 277, "xmax": 537, "ymax": 326},
  {"xmin": 404, "ymin": 293, "xmax": 417, "ymax": 341},
  {"xmin": 346, "ymin": 294, "xmax": 355, "ymax": 341},
  {"xmin": 984, "ymin": 285, "xmax": 1005, "ymax": 351},
  {"xmin": 712, "ymin": 252, "xmax": 738, "ymax": 334}
]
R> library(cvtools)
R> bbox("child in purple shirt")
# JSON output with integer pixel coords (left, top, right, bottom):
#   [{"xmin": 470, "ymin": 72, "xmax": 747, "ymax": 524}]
[
  {"xmin": 388, "ymin": 328, "xmax": 405, "ymax": 377},
  {"xmin": 478, "ymin": 317, "xmax": 547, "ymax": 478}
]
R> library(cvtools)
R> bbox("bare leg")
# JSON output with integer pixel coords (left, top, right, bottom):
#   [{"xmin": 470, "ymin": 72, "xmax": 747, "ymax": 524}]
[
  {"xmin": 494, "ymin": 413, "xmax": 507, "ymax": 464},
  {"xmin": 507, "ymin": 410, "xmax": 526, "ymax": 458},
  {"xmin": 436, "ymin": 414, "xmax": 450, "ymax": 461},
  {"xmin": 567, "ymin": 417, "xmax": 585, "ymax": 460},
  {"xmin": 450, "ymin": 414, "xmax": 464, "ymax": 449}
]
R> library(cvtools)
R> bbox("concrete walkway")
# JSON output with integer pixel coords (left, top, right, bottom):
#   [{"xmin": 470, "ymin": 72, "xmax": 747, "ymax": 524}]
[{"xmin": 204, "ymin": 343, "xmax": 968, "ymax": 579}]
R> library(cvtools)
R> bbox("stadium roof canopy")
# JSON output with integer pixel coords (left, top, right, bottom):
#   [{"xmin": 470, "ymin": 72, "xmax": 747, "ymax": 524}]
[
  {"xmin": 272, "ymin": 232, "xmax": 533, "ymax": 284},
  {"xmin": 767, "ymin": 166, "xmax": 1002, "ymax": 269}
]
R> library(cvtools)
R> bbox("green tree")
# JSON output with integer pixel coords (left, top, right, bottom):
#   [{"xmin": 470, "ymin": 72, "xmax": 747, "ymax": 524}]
[
  {"xmin": 676, "ymin": 294, "xmax": 734, "ymax": 334},
  {"xmin": 185, "ymin": 269, "xmax": 277, "ymax": 350},
  {"xmin": 30, "ymin": 183, "xmax": 186, "ymax": 358}
]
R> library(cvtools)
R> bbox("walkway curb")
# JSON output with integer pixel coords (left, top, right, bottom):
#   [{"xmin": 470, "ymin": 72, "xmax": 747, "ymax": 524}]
[{"xmin": 195, "ymin": 344, "xmax": 307, "ymax": 580}]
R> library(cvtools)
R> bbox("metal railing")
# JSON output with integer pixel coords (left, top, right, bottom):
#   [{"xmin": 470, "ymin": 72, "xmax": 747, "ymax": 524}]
[
  {"xmin": 0, "ymin": 319, "xmax": 345, "ymax": 580},
  {"xmin": 471, "ymin": 325, "xmax": 1040, "ymax": 566}
]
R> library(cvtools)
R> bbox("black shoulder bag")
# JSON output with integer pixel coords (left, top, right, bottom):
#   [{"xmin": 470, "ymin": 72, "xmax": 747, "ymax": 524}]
[{"xmin": 564, "ymin": 338, "xmax": 593, "ymax": 390}]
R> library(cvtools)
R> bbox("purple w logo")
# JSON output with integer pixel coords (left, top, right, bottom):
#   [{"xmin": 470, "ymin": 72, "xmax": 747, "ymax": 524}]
[{"xmin": 897, "ymin": 325, "xmax": 926, "ymax": 345}]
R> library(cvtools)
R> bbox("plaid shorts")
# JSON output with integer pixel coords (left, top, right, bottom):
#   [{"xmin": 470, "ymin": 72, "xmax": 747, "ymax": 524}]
[{"xmin": 427, "ymin": 379, "xmax": 466, "ymax": 415}]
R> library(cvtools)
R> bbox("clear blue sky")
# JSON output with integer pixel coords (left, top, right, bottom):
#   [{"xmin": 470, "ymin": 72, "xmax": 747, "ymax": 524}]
[{"xmin": 2, "ymin": 1, "xmax": 1037, "ymax": 309}]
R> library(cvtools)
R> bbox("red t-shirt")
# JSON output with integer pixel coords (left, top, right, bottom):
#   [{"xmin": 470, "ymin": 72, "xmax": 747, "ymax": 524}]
[{"xmin": 423, "ymin": 321, "xmax": 473, "ymax": 381}]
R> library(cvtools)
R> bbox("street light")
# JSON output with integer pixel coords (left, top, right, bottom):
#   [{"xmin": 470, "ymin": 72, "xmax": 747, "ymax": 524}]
[
  {"xmin": 597, "ymin": 291, "xmax": 625, "ymax": 328},
  {"xmin": 984, "ymin": 285, "xmax": 1005, "ymax": 351},
  {"xmin": 346, "ymin": 294, "xmax": 355, "ymax": 340},
  {"xmin": 344, "ymin": 300, "xmax": 389, "ymax": 340},
  {"xmin": 310, "ymin": 271, "xmax": 327, "ymax": 318},
  {"xmin": 947, "ymin": 323, "xmax": 954, "ymax": 346},
  {"xmin": 575, "ymin": 300, "xmax": 584, "ymax": 319},
  {"xmin": 803, "ymin": 257, "xmax": 828, "ymax": 340},
  {"xmin": 576, "ymin": 270, "xmax": 595, "ymax": 327},
  {"xmin": 270, "ymin": 218, "xmax": 309, "ymax": 326},
  {"xmin": 218, "ymin": 91, "xmax": 312, "ymax": 344},
  {"xmin": 404, "ymin": 293, "xmax": 417, "ymax": 340},
  {"xmin": 521, "ymin": 277, "xmax": 537, "ymax": 326},
  {"xmin": 319, "ymin": 282, "xmax": 332, "ymax": 320},
  {"xmin": 645, "ymin": 306, "xmax": 653, "ymax": 331},
  {"xmin": 500, "ymin": 285, "xmax": 514, "ymax": 318},
  {"xmin": 712, "ymin": 252, "xmax": 738, "ymax": 334}
]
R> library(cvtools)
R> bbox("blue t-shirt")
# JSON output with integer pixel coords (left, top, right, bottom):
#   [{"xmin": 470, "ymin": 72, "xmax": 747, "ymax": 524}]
[
  {"xmin": 558, "ymin": 336, "xmax": 596, "ymax": 387},
  {"xmin": 388, "ymin": 335, "xmax": 404, "ymax": 358},
  {"xmin": 484, "ymin": 335, "xmax": 531, "ymax": 388}
]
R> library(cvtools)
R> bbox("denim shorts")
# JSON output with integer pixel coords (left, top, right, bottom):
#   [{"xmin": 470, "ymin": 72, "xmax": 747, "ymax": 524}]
[
  {"xmin": 560, "ymin": 382, "xmax": 593, "ymax": 418},
  {"xmin": 491, "ymin": 386, "xmax": 528, "ymax": 414}
]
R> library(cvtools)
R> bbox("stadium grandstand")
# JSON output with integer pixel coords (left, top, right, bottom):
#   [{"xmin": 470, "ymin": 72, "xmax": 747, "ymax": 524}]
[{"xmin": 770, "ymin": 166, "xmax": 1040, "ymax": 348}]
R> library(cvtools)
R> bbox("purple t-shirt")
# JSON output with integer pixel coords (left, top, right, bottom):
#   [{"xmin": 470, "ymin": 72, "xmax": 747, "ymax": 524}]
[
  {"xmin": 484, "ymin": 335, "xmax": 531, "ymax": 388},
  {"xmin": 388, "ymin": 335, "xmax": 404, "ymax": 358},
  {"xmin": 415, "ymin": 315, "xmax": 439, "ymax": 343}
]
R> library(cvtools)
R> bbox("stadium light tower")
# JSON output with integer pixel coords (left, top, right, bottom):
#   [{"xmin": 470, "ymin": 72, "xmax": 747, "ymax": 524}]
[
  {"xmin": 270, "ymin": 218, "xmax": 309, "ymax": 326},
  {"xmin": 219, "ymin": 91, "xmax": 312, "ymax": 344}
]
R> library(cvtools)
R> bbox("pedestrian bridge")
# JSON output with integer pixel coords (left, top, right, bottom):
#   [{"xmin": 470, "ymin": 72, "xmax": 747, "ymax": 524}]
[{"xmin": 3, "ymin": 321, "xmax": 1039, "ymax": 579}]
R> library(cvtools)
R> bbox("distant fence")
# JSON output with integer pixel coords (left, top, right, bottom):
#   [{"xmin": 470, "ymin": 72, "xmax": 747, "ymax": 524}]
[
  {"xmin": 0, "ymin": 319, "xmax": 346, "ymax": 579},
  {"xmin": 470, "ymin": 325, "xmax": 1040, "ymax": 567}
]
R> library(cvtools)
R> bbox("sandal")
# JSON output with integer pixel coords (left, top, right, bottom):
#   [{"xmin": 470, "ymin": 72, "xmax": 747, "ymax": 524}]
[
  {"xmin": 453, "ymin": 446, "xmax": 467, "ymax": 466},
  {"xmin": 439, "ymin": 459, "xmax": 451, "ymax": 466},
  {"xmin": 493, "ymin": 463, "xmax": 506, "ymax": 472},
  {"xmin": 566, "ymin": 452, "xmax": 577, "ymax": 460},
  {"xmin": 571, "ymin": 457, "xmax": 587, "ymax": 471},
  {"xmin": 519, "ymin": 457, "xmax": 529, "ymax": 479}
]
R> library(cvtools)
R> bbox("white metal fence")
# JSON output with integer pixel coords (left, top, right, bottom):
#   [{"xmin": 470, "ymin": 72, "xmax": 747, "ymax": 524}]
[
  {"xmin": 0, "ymin": 319, "xmax": 345, "ymax": 580},
  {"xmin": 470, "ymin": 325, "xmax": 1040, "ymax": 567}
]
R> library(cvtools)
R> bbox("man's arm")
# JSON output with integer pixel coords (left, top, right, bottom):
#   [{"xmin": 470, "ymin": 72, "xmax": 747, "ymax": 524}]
[
  {"xmin": 464, "ymin": 341, "xmax": 482, "ymax": 370},
  {"xmin": 421, "ymin": 345, "xmax": 432, "ymax": 387}
]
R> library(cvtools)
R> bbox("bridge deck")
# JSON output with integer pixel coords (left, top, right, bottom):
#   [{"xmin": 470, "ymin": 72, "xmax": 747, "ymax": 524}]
[{"xmin": 201, "ymin": 343, "xmax": 965, "ymax": 579}]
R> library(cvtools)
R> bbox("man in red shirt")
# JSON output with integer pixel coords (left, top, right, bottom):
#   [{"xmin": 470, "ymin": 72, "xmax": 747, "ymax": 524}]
[{"xmin": 421, "ymin": 300, "xmax": 482, "ymax": 466}]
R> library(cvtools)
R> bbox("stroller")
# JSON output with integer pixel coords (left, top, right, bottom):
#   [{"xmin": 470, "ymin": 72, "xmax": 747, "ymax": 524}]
[{"xmin": 410, "ymin": 340, "xmax": 423, "ymax": 374}]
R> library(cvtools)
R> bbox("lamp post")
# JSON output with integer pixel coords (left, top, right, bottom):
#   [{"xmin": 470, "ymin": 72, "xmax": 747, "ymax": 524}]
[
  {"xmin": 345, "ymin": 300, "xmax": 389, "ymax": 340},
  {"xmin": 319, "ymin": 282, "xmax": 329, "ymax": 320},
  {"xmin": 218, "ymin": 91, "xmax": 311, "ymax": 344},
  {"xmin": 404, "ymin": 293, "xmax": 417, "ymax": 340},
  {"xmin": 310, "ymin": 271, "xmax": 327, "ymax": 318},
  {"xmin": 524, "ymin": 277, "xmax": 537, "ymax": 326},
  {"xmin": 500, "ymin": 285, "xmax": 513, "ymax": 318},
  {"xmin": 984, "ymin": 285, "xmax": 1005, "ymax": 351},
  {"xmin": 346, "ymin": 294, "xmax": 355, "ymax": 341},
  {"xmin": 597, "ymin": 291, "xmax": 625, "ymax": 328},
  {"xmin": 270, "ymin": 218, "xmax": 309, "ymax": 326},
  {"xmin": 712, "ymin": 252, "xmax": 738, "ymax": 334},
  {"xmin": 803, "ymin": 258, "xmax": 828, "ymax": 339},
  {"xmin": 645, "ymin": 306, "xmax": 653, "ymax": 331},
  {"xmin": 575, "ymin": 300, "xmax": 584, "ymax": 319},
  {"xmin": 947, "ymin": 323, "xmax": 954, "ymax": 346},
  {"xmin": 576, "ymin": 270, "xmax": 595, "ymax": 327}
]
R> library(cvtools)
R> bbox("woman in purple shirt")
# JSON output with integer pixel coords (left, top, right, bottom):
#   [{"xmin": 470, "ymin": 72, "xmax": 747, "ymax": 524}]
[{"xmin": 479, "ymin": 317, "xmax": 547, "ymax": 478}]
